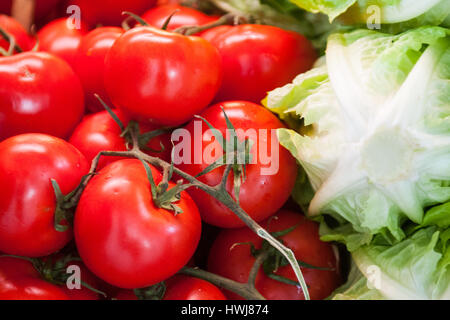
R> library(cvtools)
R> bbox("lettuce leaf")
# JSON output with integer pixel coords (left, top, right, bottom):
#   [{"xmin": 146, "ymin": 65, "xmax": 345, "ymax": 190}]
[
  {"xmin": 265, "ymin": 27, "xmax": 450, "ymax": 243},
  {"xmin": 290, "ymin": 0, "xmax": 450, "ymax": 30}
]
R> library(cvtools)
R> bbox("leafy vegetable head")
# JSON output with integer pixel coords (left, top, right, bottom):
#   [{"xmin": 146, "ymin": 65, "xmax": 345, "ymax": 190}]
[
  {"xmin": 290, "ymin": 0, "xmax": 450, "ymax": 30},
  {"xmin": 330, "ymin": 201, "xmax": 450, "ymax": 300},
  {"xmin": 265, "ymin": 26, "xmax": 450, "ymax": 243}
]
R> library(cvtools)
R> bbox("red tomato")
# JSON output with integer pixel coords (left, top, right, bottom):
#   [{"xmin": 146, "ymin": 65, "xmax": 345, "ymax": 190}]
[
  {"xmin": 0, "ymin": 14, "xmax": 34, "ymax": 52},
  {"xmin": 114, "ymin": 289, "xmax": 138, "ymax": 300},
  {"xmin": 69, "ymin": 109, "xmax": 173, "ymax": 169},
  {"xmin": 0, "ymin": 134, "xmax": 89, "ymax": 257},
  {"xmin": 177, "ymin": 101, "xmax": 298, "ymax": 228},
  {"xmin": 60, "ymin": 260, "xmax": 101, "ymax": 300},
  {"xmin": 0, "ymin": 52, "xmax": 85, "ymax": 141},
  {"xmin": 67, "ymin": 0, "xmax": 157, "ymax": 27},
  {"xmin": 114, "ymin": 275, "xmax": 226, "ymax": 300},
  {"xmin": 0, "ymin": 257, "xmax": 69, "ymax": 300},
  {"xmin": 208, "ymin": 210, "xmax": 341, "ymax": 300},
  {"xmin": 104, "ymin": 26, "xmax": 222, "ymax": 126},
  {"xmin": 74, "ymin": 159, "xmax": 202, "ymax": 289},
  {"xmin": 142, "ymin": 4, "xmax": 217, "ymax": 31},
  {"xmin": 163, "ymin": 275, "xmax": 226, "ymax": 300},
  {"xmin": 74, "ymin": 27, "xmax": 124, "ymax": 112},
  {"xmin": 38, "ymin": 17, "xmax": 87, "ymax": 68},
  {"xmin": 202, "ymin": 24, "xmax": 317, "ymax": 104}
]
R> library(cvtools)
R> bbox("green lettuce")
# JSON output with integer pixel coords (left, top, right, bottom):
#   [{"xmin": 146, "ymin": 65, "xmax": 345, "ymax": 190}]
[
  {"xmin": 290, "ymin": 0, "xmax": 450, "ymax": 30},
  {"xmin": 330, "ymin": 202, "xmax": 450, "ymax": 300},
  {"xmin": 265, "ymin": 27, "xmax": 450, "ymax": 243},
  {"xmin": 332, "ymin": 229, "xmax": 450, "ymax": 300}
]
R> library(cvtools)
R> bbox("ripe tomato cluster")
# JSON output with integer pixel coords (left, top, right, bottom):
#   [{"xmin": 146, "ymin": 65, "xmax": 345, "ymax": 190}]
[{"xmin": 0, "ymin": 1, "xmax": 340, "ymax": 301}]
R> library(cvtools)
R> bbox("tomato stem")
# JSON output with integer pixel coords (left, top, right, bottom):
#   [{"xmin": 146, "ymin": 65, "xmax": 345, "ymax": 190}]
[
  {"xmin": 173, "ymin": 13, "xmax": 246, "ymax": 36},
  {"xmin": 121, "ymin": 11, "xmax": 149, "ymax": 27},
  {"xmin": 0, "ymin": 26, "xmax": 24, "ymax": 54},
  {"xmin": 161, "ymin": 9, "xmax": 181, "ymax": 31},
  {"xmin": 179, "ymin": 267, "xmax": 266, "ymax": 300}
]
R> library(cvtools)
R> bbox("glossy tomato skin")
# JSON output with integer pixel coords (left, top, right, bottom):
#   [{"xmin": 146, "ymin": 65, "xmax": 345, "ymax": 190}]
[
  {"xmin": 61, "ymin": 260, "xmax": 101, "ymax": 300},
  {"xmin": 0, "ymin": 14, "xmax": 34, "ymax": 52},
  {"xmin": 68, "ymin": 110, "xmax": 127, "ymax": 169},
  {"xmin": 74, "ymin": 159, "xmax": 202, "ymax": 289},
  {"xmin": 177, "ymin": 101, "xmax": 298, "ymax": 228},
  {"xmin": 163, "ymin": 275, "xmax": 226, "ymax": 300},
  {"xmin": 104, "ymin": 26, "xmax": 222, "ymax": 126},
  {"xmin": 0, "ymin": 52, "xmax": 85, "ymax": 141},
  {"xmin": 208, "ymin": 210, "xmax": 341, "ymax": 300},
  {"xmin": 68, "ymin": 109, "xmax": 173, "ymax": 169},
  {"xmin": 74, "ymin": 27, "xmax": 124, "ymax": 112},
  {"xmin": 38, "ymin": 17, "xmax": 87, "ymax": 69},
  {"xmin": 0, "ymin": 134, "xmax": 89, "ymax": 257},
  {"xmin": 0, "ymin": 257, "xmax": 69, "ymax": 300},
  {"xmin": 142, "ymin": 4, "xmax": 217, "ymax": 31},
  {"xmin": 67, "ymin": 0, "xmax": 157, "ymax": 27},
  {"xmin": 114, "ymin": 275, "xmax": 226, "ymax": 300},
  {"xmin": 114, "ymin": 290, "xmax": 138, "ymax": 300},
  {"xmin": 202, "ymin": 24, "xmax": 317, "ymax": 104}
]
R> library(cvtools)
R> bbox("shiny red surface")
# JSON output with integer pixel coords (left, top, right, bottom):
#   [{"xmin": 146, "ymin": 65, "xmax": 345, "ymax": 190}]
[{"xmin": 0, "ymin": 51, "xmax": 85, "ymax": 140}]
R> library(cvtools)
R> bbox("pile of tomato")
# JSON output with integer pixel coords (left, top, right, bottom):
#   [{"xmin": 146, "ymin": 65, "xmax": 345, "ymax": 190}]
[{"xmin": 0, "ymin": 0, "xmax": 341, "ymax": 300}]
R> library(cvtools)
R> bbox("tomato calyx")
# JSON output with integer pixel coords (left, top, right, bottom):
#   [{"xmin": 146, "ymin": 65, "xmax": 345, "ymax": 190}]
[
  {"xmin": 133, "ymin": 282, "xmax": 166, "ymax": 300},
  {"xmin": 139, "ymin": 158, "xmax": 188, "ymax": 215},
  {"xmin": 35, "ymin": 254, "xmax": 106, "ymax": 298},
  {"xmin": 173, "ymin": 13, "xmax": 246, "ymax": 36},
  {"xmin": 195, "ymin": 107, "xmax": 254, "ymax": 205},
  {"xmin": 51, "ymin": 175, "xmax": 94, "ymax": 232},
  {"xmin": 235, "ymin": 224, "xmax": 331, "ymax": 288},
  {"xmin": 0, "ymin": 253, "xmax": 106, "ymax": 297},
  {"xmin": 121, "ymin": 10, "xmax": 245, "ymax": 37},
  {"xmin": 96, "ymin": 94, "xmax": 171, "ymax": 154}
]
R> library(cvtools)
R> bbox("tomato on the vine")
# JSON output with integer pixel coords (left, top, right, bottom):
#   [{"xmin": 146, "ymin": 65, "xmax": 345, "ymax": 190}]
[
  {"xmin": 202, "ymin": 24, "xmax": 317, "ymax": 104},
  {"xmin": 0, "ymin": 134, "xmax": 89, "ymax": 257},
  {"xmin": 74, "ymin": 26, "xmax": 124, "ymax": 112},
  {"xmin": 74, "ymin": 159, "xmax": 202, "ymax": 289},
  {"xmin": 69, "ymin": 109, "xmax": 173, "ymax": 169},
  {"xmin": 142, "ymin": 4, "xmax": 218, "ymax": 32},
  {"xmin": 67, "ymin": 0, "xmax": 157, "ymax": 27},
  {"xmin": 0, "ymin": 256, "xmax": 69, "ymax": 300},
  {"xmin": 37, "ymin": 17, "xmax": 87, "ymax": 69},
  {"xmin": 163, "ymin": 275, "xmax": 226, "ymax": 300},
  {"xmin": 104, "ymin": 25, "xmax": 222, "ymax": 126},
  {"xmin": 208, "ymin": 210, "xmax": 342, "ymax": 300},
  {"xmin": 114, "ymin": 275, "xmax": 226, "ymax": 300},
  {"xmin": 0, "ymin": 52, "xmax": 85, "ymax": 140},
  {"xmin": 177, "ymin": 101, "xmax": 298, "ymax": 228},
  {"xmin": 58, "ymin": 259, "xmax": 102, "ymax": 300},
  {"xmin": 0, "ymin": 14, "xmax": 34, "ymax": 53}
]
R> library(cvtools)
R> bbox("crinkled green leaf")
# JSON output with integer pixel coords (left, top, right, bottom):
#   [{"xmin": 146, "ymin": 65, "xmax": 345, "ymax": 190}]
[
  {"xmin": 422, "ymin": 202, "xmax": 450, "ymax": 229},
  {"xmin": 289, "ymin": 0, "xmax": 450, "ymax": 29},
  {"xmin": 330, "ymin": 261, "xmax": 385, "ymax": 300},
  {"xmin": 267, "ymin": 27, "xmax": 450, "ymax": 246},
  {"xmin": 290, "ymin": 0, "xmax": 356, "ymax": 22},
  {"xmin": 353, "ymin": 227, "xmax": 450, "ymax": 300}
]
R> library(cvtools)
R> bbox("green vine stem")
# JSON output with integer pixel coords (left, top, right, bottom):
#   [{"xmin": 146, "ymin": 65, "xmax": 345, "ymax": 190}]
[
  {"xmin": 68, "ymin": 120, "xmax": 310, "ymax": 301},
  {"xmin": 0, "ymin": 26, "xmax": 24, "ymax": 54},
  {"xmin": 173, "ymin": 13, "xmax": 246, "ymax": 36}
]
